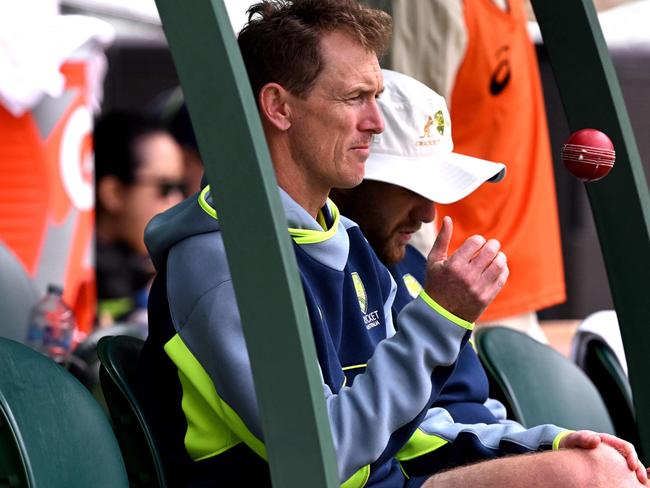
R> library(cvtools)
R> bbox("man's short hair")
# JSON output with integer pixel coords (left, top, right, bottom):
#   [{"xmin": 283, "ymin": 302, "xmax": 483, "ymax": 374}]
[
  {"xmin": 94, "ymin": 111, "xmax": 165, "ymax": 185},
  {"xmin": 238, "ymin": 0, "xmax": 392, "ymax": 100}
]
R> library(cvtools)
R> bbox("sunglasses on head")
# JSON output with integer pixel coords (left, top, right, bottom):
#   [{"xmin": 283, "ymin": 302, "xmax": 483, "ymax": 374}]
[{"xmin": 134, "ymin": 177, "xmax": 188, "ymax": 198}]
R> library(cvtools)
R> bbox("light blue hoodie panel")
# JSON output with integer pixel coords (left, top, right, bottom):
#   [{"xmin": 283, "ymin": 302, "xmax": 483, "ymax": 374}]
[
  {"xmin": 149, "ymin": 188, "xmax": 472, "ymax": 483},
  {"xmin": 417, "ymin": 399, "xmax": 564, "ymax": 453}
]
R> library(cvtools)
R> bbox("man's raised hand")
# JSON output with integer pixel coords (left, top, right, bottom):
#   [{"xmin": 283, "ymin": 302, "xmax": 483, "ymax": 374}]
[{"xmin": 424, "ymin": 216, "xmax": 509, "ymax": 323}]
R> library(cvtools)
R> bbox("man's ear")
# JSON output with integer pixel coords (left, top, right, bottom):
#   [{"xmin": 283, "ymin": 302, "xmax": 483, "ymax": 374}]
[
  {"xmin": 97, "ymin": 175, "xmax": 126, "ymax": 214},
  {"xmin": 259, "ymin": 83, "xmax": 292, "ymax": 131}
]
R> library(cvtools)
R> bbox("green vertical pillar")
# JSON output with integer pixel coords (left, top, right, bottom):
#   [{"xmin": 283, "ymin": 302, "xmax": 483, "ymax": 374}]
[
  {"xmin": 531, "ymin": 0, "xmax": 650, "ymax": 460},
  {"xmin": 153, "ymin": 1, "xmax": 338, "ymax": 486}
]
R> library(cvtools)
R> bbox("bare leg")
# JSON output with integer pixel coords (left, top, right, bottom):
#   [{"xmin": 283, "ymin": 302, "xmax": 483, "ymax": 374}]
[{"xmin": 422, "ymin": 445, "xmax": 646, "ymax": 488}]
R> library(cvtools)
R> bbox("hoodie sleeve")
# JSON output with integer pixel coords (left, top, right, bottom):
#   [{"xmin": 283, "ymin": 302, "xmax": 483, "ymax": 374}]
[
  {"xmin": 165, "ymin": 232, "xmax": 471, "ymax": 483},
  {"xmin": 397, "ymin": 398, "xmax": 568, "ymax": 476}
]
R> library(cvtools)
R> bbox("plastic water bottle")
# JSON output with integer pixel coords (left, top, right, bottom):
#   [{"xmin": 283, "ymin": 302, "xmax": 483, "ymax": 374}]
[{"xmin": 26, "ymin": 284, "xmax": 76, "ymax": 365}]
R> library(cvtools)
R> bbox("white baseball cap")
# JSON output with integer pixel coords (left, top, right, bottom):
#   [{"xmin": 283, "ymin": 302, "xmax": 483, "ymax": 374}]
[{"xmin": 365, "ymin": 69, "xmax": 506, "ymax": 204}]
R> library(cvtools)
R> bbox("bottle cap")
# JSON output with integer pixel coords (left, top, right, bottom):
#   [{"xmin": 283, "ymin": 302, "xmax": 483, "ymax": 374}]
[{"xmin": 47, "ymin": 284, "xmax": 64, "ymax": 295}]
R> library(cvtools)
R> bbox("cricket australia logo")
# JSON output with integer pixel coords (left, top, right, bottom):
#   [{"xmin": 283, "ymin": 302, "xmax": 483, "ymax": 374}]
[
  {"xmin": 417, "ymin": 110, "xmax": 446, "ymax": 147},
  {"xmin": 351, "ymin": 272, "xmax": 367, "ymax": 313},
  {"xmin": 403, "ymin": 274, "xmax": 423, "ymax": 299},
  {"xmin": 351, "ymin": 272, "xmax": 381, "ymax": 330}
]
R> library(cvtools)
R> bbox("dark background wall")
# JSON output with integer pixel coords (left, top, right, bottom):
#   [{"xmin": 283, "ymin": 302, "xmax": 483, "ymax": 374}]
[{"xmin": 101, "ymin": 41, "xmax": 179, "ymax": 114}]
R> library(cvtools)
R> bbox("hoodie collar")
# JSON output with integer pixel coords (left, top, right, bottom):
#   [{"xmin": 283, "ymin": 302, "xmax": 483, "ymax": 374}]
[{"xmin": 279, "ymin": 188, "xmax": 350, "ymax": 271}]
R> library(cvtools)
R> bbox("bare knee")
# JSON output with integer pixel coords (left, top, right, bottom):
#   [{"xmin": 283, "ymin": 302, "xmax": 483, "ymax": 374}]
[
  {"xmin": 567, "ymin": 445, "xmax": 642, "ymax": 488},
  {"xmin": 422, "ymin": 447, "xmax": 644, "ymax": 488}
]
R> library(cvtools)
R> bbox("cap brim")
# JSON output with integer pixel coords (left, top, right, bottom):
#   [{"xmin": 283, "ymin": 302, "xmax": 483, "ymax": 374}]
[{"xmin": 364, "ymin": 152, "xmax": 506, "ymax": 204}]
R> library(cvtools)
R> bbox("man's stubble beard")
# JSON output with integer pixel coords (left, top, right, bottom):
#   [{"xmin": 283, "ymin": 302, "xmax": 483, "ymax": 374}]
[{"xmin": 369, "ymin": 232, "xmax": 406, "ymax": 267}]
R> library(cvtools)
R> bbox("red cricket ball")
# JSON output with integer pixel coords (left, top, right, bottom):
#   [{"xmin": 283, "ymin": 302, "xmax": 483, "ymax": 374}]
[{"xmin": 561, "ymin": 129, "xmax": 615, "ymax": 182}]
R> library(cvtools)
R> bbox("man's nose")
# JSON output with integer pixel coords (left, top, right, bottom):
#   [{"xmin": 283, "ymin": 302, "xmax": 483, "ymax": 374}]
[
  {"xmin": 360, "ymin": 98, "xmax": 384, "ymax": 134},
  {"xmin": 413, "ymin": 197, "xmax": 436, "ymax": 223}
]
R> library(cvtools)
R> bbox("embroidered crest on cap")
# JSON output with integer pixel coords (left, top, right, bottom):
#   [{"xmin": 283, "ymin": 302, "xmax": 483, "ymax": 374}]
[{"xmin": 417, "ymin": 110, "xmax": 446, "ymax": 147}]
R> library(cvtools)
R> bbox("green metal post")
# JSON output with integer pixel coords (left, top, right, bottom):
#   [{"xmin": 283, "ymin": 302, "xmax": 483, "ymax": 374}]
[
  {"xmin": 531, "ymin": 0, "xmax": 650, "ymax": 460},
  {"xmin": 153, "ymin": 1, "xmax": 338, "ymax": 486}
]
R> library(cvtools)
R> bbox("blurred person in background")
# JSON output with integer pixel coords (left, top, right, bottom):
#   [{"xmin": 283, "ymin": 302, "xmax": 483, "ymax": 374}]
[
  {"xmin": 94, "ymin": 111, "xmax": 185, "ymax": 327},
  {"xmin": 169, "ymin": 102, "xmax": 205, "ymax": 196},
  {"xmin": 150, "ymin": 88, "xmax": 205, "ymax": 197}
]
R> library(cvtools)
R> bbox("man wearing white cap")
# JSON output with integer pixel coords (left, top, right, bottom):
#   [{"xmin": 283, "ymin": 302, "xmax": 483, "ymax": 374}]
[
  {"xmin": 333, "ymin": 68, "xmax": 506, "ymax": 270},
  {"xmin": 332, "ymin": 69, "xmax": 647, "ymax": 486}
]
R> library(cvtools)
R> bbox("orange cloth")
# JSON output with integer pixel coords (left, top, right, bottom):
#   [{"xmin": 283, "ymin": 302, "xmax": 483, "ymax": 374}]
[
  {"xmin": 0, "ymin": 60, "xmax": 96, "ymax": 333},
  {"xmin": 438, "ymin": 0, "xmax": 565, "ymax": 320}
]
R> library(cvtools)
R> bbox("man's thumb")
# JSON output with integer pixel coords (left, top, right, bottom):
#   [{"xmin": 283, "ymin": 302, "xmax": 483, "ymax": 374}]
[{"xmin": 429, "ymin": 216, "xmax": 453, "ymax": 263}]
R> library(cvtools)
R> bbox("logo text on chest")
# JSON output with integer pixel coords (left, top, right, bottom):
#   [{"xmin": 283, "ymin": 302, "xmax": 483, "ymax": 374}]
[{"xmin": 363, "ymin": 310, "xmax": 380, "ymax": 330}]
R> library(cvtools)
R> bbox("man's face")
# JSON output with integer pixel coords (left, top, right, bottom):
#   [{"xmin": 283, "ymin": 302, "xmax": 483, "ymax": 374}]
[
  {"xmin": 285, "ymin": 30, "xmax": 384, "ymax": 194},
  {"xmin": 336, "ymin": 180, "xmax": 436, "ymax": 265},
  {"xmin": 120, "ymin": 133, "xmax": 185, "ymax": 255}
]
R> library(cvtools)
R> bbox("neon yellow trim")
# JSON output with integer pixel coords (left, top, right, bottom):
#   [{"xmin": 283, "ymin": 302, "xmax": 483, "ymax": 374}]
[
  {"xmin": 468, "ymin": 338, "xmax": 477, "ymax": 352},
  {"xmin": 198, "ymin": 185, "xmax": 218, "ymax": 220},
  {"xmin": 418, "ymin": 291, "xmax": 474, "ymax": 331},
  {"xmin": 97, "ymin": 297, "xmax": 133, "ymax": 319},
  {"xmin": 316, "ymin": 211, "xmax": 327, "ymax": 231},
  {"xmin": 395, "ymin": 428, "xmax": 448, "ymax": 461},
  {"xmin": 164, "ymin": 334, "xmax": 267, "ymax": 461},
  {"xmin": 552, "ymin": 430, "xmax": 574, "ymax": 450},
  {"xmin": 289, "ymin": 199, "xmax": 341, "ymax": 244},
  {"xmin": 341, "ymin": 465, "xmax": 370, "ymax": 488},
  {"xmin": 398, "ymin": 462, "xmax": 410, "ymax": 480},
  {"xmin": 342, "ymin": 364, "xmax": 367, "ymax": 371},
  {"xmin": 341, "ymin": 364, "xmax": 366, "ymax": 388}
]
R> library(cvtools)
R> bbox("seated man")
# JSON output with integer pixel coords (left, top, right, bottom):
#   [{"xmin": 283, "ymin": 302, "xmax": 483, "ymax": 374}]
[
  {"xmin": 332, "ymin": 68, "xmax": 647, "ymax": 486},
  {"xmin": 139, "ymin": 1, "xmax": 646, "ymax": 486}
]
